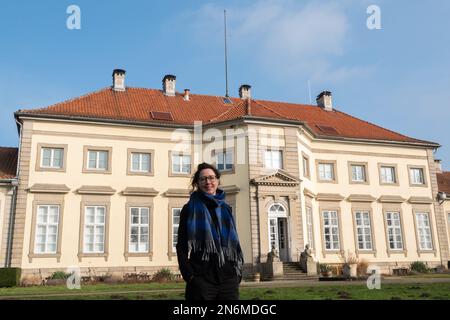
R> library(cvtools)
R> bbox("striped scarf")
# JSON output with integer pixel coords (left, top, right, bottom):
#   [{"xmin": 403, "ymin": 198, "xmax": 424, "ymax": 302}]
[{"xmin": 186, "ymin": 189, "xmax": 244, "ymax": 276}]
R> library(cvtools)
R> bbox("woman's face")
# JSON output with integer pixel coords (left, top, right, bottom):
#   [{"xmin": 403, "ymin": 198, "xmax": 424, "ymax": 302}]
[{"xmin": 198, "ymin": 168, "xmax": 219, "ymax": 195}]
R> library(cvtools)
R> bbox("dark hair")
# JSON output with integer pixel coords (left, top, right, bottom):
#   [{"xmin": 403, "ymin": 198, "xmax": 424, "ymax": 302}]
[{"xmin": 190, "ymin": 162, "xmax": 221, "ymax": 192}]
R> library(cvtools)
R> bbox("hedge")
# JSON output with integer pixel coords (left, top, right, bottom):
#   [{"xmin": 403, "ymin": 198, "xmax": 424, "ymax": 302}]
[{"xmin": 0, "ymin": 268, "xmax": 21, "ymax": 287}]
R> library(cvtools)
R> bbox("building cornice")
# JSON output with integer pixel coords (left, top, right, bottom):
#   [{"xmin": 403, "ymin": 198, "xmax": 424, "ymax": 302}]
[
  {"xmin": 76, "ymin": 185, "xmax": 116, "ymax": 195},
  {"xmin": 27, "ymin": 184, "xmax": 70, "ymax": 194},
  {"xmin": 121, "ymin": 187, "xmax": 159, "ymax": 197}
]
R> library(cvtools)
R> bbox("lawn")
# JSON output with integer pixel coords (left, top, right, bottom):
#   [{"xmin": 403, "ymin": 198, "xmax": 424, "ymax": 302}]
[{"xmin": 0, "ymin": 281, "xmax": 449, "ymax": 300}]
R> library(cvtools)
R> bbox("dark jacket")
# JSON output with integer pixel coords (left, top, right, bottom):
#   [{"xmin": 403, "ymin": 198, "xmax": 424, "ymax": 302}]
[{"xmin": 176, "ymin": 193, "xmax": 241, "ymax": 285}]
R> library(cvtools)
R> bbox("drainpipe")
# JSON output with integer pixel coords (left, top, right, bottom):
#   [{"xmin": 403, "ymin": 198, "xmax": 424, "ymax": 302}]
[
  {"xmin": 5, "ymin": 179, "xmax": 18, "ymax": 268},
  {"xmin": 5, "ymin": 118, "xmax": 22, "ymax": 267}
]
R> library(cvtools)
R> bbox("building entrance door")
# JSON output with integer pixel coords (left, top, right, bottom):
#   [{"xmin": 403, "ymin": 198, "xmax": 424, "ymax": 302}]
[{"xmin": 268, "ymin": 204, "xmax": 290, "ymax": 262}]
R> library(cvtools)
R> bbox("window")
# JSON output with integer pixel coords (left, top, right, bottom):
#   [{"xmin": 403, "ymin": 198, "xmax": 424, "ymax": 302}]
[
  {"xmin": 88, "ymin": 150, "xmax": 108, "ymax": 170},
  {"xmin": 172, "ymin": 208, "xmax": 181, "ymax": 252},
  {"xmin": 83, "ymin": 206, "xmax": 105, "ymax": 253},
  {"xmin": 83, "ymin": 146, "xmax": 112, "ymax": 174},
  {"xmin": 302, "ymin": 154, "xmax": 310, "ymax": 178},
  {"xmin": 41, "ymin": 148, "xmax": 64, "ymax": 169},
  {"xmin": 131, "ymin": 153, "xmax": 150, "ymax": 172},
  {"xmin": 172, "ymin": 153, "xmax": 191, "ymax": 174},
  {"xmin": 410, "ymin": 167, "xmax": 425, "ymax": 185},
  {"xmin": 264, "ymin": 150, "xmax": 282, "ymax": 169},
  {"xmin": 318, "ymin": 163, "xmax": 334, "ymax": 181},
  {"xmin": 129, "ymin": 207, "xmax": 149, "ymax": 253},
  {"xmin": 306, "ymin": 206, "xmax": 314, "ymax": 249},
  {"xmin": 216, "ymin": 149, "xmax": 233, "ymax": 172},
  {"xmin": 415, "ymin": 212, "xmax": 433, "ymax": 250},
  {"xmin": 380, "ymin": 165, "xmax": 396, "ymax": 184},
  {"xmin": 350, "ymin": 164, "xmax": 367, "ymax": 183},
  {"xmin": 322, "ymin": 210, "xmax": 340, "ymax": 250},
  {"xmin": 34, "ymin": 205, "xmax": 59, "ymax": 254},
  {"xmin": 355, "ymin": 211, "xmax": 373, "ymax": 250},
  {"xmin": 386, "ymin": 212, "xmax": 403, "ymax": 250},
  {"xmin": 127, "ymin": 149, "xmax": 154, "ymax": 176},
  {"xmin": 36, "ymin": 143, "xmax": 67, "ymax": 172}
]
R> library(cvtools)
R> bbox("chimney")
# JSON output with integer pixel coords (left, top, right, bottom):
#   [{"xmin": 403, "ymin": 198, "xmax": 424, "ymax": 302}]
[
  {"xmin": 163, "ymin": 74, "xmax": 176, "ymax": 96},
  {"xmin": 435, "ymin": 159, "xmax": 442, "ymax": 173},
  {"xmin": 239, "ymin": 84, "xmax": 251, "ymax": 100},
  {"xmin": 316, "ymin": 91, "xmax": 332, "ymax": 111},
  {"xmin": 183, "ymin": 89, "xmax": 190, "ymax": 101},
  {"xmin": 112, "ymin": 69, "xmax": 126, "ymax": 91}
]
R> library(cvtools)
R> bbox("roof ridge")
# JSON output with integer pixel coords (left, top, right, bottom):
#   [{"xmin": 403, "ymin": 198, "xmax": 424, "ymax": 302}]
[{"xmin": 0, "ymin": 146, "xmax": 18, "ymax": 150}]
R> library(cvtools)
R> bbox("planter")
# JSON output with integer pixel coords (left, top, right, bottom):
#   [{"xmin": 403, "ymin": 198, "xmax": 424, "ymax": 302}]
[
  {"xmin": 321, "ymin": 271, "xmax": 332, "ymax": 278},
  {"xmin": 46, "ymin": 279, "xmax": 66, "ymax": 286},
  {"xmin": 349, "ymin": 264, "xmax": 357, "ymax": 277},
  {"xmin": 253, "ymin": 272, "xmax": 261, "ymax": 282}
]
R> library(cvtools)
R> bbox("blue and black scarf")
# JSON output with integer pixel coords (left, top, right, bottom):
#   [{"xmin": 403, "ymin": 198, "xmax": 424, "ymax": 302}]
[{"xmin": 186, "ymin": 189, "xmax": 244, "ymax": 276}]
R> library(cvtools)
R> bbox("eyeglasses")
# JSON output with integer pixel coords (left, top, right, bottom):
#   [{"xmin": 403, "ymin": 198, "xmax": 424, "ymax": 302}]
[{"xmin": 199, "ymin": 175, "xmax": 217, "ymax": 183}]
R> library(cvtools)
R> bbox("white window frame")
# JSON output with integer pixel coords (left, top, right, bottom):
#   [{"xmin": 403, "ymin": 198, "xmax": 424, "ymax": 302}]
[
  {"xmin": 322, "ymin": 210, "xmax": 340, "ymax": 250},
  {"xmin": 34, "ymin": 205, "xmax": 60, "ymax": 254},
  {"xmin": 355, "ymin": 210, "xmax": 373, "ymax": 250},
  {"xmin": 380, "ymin": 166, "xmax": 396, "ymax": 184},
  {"xmin": 415, "ymin": 212, "xmax": 433, "ymax": 250},
  {"xmin": 306, "ymin": 206, "xmax": 314, "ymax": 249},
  {"xmin": 172, "ymin": 208, "xmax": 181, "ymax": 253},
  {"xmin": 87, "ymin": 150, "xmax": 109, "ymax": 170},
  {"xmin": 131, "ymin": 152, "xmax": 151, "ymax": 173},
  {"xmin": 410, "ymin": 168, "xmax": 425, "ymax": 185},
  {"xmin": 319, "ymin": 163, "xmax": 334, "ymax": 181},
  {"xmin": 40, "ymin": 148, "xmax": 64, "ymax": 169},
  {"xmin": 351, "ymin": 165, "xmax": 366, "ymax": 182},
  {"xmin": 216, "ymin": 149, "xmax": 234, "ymax": 172},
  {"xmin": 386, "ymin": 211, "xmax": 404, "ymax": 250},
  {"xmin": 129, "ymin": 207, "xmax": 150, "ymax": 253},
  {"xmin": 83, "ymin": 206, "xmax": 106, "ymax": 253},
  {"xmin": 172, "ymin": 153, "xmax": 191, "ymax": 174},
  {"xmin": 264, "ymin": 150, "xmax": 282, "ymax": 169}
]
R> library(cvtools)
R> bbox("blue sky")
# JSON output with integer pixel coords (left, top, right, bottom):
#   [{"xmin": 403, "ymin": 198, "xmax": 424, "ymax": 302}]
[{"xmin": 1, "ymin": 0, "xmax": 449, "ymax": 169}]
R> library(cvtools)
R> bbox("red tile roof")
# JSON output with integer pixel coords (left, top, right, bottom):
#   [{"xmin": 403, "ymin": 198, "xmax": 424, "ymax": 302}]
[
  {"xmin": 437, "ymin": 172, "xmax": 450, "ymax": 194},
  {"xmin": 0, "ymin": 147, "xmax": 18, "ymax": 179},
  {"xmin": 16, "ymin": 87, "xmax": 437, "ymax": 146}
]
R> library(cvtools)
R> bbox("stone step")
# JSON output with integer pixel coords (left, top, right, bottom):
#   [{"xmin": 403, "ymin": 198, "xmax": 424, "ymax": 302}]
[{"xmin": 268, "ymin": 275, "xmax": 319, "ymax": 281}]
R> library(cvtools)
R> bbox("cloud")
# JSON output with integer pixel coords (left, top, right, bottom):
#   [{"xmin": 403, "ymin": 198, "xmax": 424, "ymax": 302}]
[{"xmin": 184, "ymin": 0, "xmax": 370, "ymax": 83}]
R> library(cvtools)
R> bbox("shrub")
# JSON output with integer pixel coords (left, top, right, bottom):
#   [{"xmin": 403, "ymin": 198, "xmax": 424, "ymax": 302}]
[
  {"xmin": 410, "ymin": 261, "xmax": 430, "ymax": 273},
  {"xmin": 0, "ymin": 268, "xmax": 21, "ymax": 287},
  {"xmin": 49, "ymin": 271, "xmax": 73, "ymax": 280},
  {"xmin": 152, "ymin": 268, "xmax": 175, "ymax": 282},
  {"xmin": 357, "ymin": 259, "xmax": 369, "ymax": 276},
  {"xmin": 319, "ymin": 263, "xmax": 332, "ymax": 273}
]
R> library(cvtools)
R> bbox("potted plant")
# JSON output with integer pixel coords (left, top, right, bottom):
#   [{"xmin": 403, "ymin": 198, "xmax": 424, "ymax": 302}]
[
  {"xmin": 46, "ymin": 271, "xmax": 73, "ymax": 285},
  {"xmin": 340, "ymin": 250, "xmax": 358, "ymax": 278},
  {"xmin": 319, "ymin": 263, "xmax": 333, "ymax": 277}
]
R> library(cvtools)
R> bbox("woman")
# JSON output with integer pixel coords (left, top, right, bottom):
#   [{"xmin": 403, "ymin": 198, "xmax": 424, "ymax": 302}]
[{"xmin": 176, "ymin": 162, "xmax": 244, "ymax": 300}]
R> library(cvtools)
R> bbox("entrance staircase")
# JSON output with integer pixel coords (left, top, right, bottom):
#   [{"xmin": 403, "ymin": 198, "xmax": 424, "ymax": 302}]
[{"xmin": 278, "ymin": 262, "xmax": 318, "ymax": 281}]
